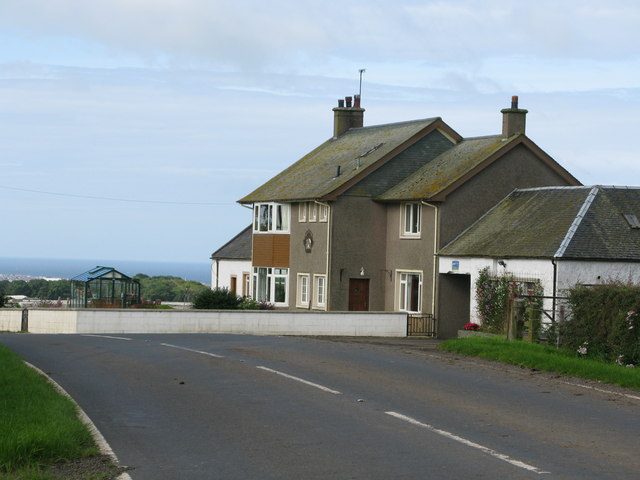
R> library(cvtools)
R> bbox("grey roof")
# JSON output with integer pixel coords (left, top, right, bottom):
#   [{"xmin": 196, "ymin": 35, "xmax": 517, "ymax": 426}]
[
  {"xmin": 439, "ymin": 186, "xmax": 640, "ymax": 261},
  {"xmin": 377, "ymin": 135, "xmax": 517, "ymax": 201},
  {"xmin": 239, "ymin": 118, "xmax": 454, "ymax": 203},
  {"xmin": 211, "ymin": 225, "xmax": 252, "ymax": 260},
  {"xmin": 71, "ymin": 266, "xmax": 131, "ymax": 282}
]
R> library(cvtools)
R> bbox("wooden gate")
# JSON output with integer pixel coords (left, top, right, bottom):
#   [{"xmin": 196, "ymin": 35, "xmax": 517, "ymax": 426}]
[{"xmin": 407, "ymin": 314, "xmax": 437, "ymax": 337}]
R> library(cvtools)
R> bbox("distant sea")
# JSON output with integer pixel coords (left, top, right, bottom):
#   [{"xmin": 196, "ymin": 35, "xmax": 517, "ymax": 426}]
[{"xmin": 0, "ymin": 257, "xmax": 211, "ymax": 285}]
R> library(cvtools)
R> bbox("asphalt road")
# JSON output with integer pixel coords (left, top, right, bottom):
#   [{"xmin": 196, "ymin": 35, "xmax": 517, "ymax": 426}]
[{"xmin": 1, "ymin": 333, "xmax": 639, "ymax": 479}]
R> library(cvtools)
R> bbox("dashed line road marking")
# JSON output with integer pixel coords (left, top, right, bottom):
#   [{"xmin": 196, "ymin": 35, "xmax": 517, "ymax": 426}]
[
  {"xmin": 256, "ymin": 366, "xmax": 342, "ymax": 395},
  {"xmin": 160, "ymin": 343, "xmax": 224, "ymax": 358},
  {"xmin": 82, "ymin": 334, "xmax": 132, "ymax": 341},
  {"xmin": 386, "ymin": 411, "xmax": 550, "ymax": 475}
]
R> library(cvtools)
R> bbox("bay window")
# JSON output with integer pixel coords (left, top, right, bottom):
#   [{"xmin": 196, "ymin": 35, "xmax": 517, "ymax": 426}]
[
  {"xmin": 253, "ymin": 203, "xmax": 290, "ymax": 233},
  {"xmin": 252, "ymin": 267, "xmax": 289, "ymax": 306}
]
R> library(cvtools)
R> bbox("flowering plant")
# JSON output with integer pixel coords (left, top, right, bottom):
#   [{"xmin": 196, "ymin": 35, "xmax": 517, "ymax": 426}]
[{"xmin": 463, "ymin": 322, "xmax": 480, "ymax": 331}]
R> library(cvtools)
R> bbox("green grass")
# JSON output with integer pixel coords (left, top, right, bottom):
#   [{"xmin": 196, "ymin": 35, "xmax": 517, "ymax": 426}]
[
  {"xmin": 438, "ymin": 336, "xmax": 640, "ymax": 390},
  {"xmin": 0, "ymin": 345, "xmax": 98, "ymax": 477}
]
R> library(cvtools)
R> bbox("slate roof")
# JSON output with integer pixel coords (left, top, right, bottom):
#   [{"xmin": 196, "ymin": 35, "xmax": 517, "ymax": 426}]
[
  {"xmin": 239, "ymin": 118, "xmax": 453, "ymax": 203},
  {"xmin": 439, "ymin": 186, "xmax": 640, "ymax": 261},
  {"xmin": 211, "ymin": 225, "xmax": 252, "ymax": 260},
  {"xmin": 377, "ymin": 135, "xmax": 518, "ymax": 201}
]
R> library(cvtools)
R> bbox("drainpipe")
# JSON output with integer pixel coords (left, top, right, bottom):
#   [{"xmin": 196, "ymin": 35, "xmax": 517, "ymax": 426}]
[
  {"xmin": 421, "ymin": 201, "xmax": 439, "ymax": 316},
  {"xmin": 552, "ymin": 257, "xmax": 558, "ymax": 322},
  {"xmin": 315, "ymin": 201, "xmax": 331, "ymax": 311}
]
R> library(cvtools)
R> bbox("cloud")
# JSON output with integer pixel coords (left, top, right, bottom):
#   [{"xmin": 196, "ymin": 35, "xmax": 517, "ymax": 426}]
[{"xmin": 2, "ymin": 0, "xmax": 640, "ymax": 72}]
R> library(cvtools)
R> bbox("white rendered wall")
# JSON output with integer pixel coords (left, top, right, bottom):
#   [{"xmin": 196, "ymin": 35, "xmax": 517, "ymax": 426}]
[
  {"xmin": 439, "ymin": 256, "xmax": 554, "ymax": 325},
  {"xmin": 22, "ymin": 309, "xmax": 407, "ymax": 337},
  {"xmin": 557, "ymin": 260, "xmax": 640, "ymax": 293},
  {"xmin": 0, "ymin": 310, "xmax": 23, "ymax": 332},
  {"xmin": 211, "ymin": 259, "xmax": 251, "ymax": 295}
]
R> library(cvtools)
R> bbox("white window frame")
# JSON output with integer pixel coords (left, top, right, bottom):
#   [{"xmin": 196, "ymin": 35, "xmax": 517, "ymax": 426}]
[
  {"xmin": 308, "ymin": 202, "xmax": 318, "ymax": 222},
  {"xmin": 252, "ymin": 267, "xmax": 289, "ymax": 306},
  {"xmin": 401, "ymin": 202, "xmax": 421, "ymax": 238},
  {"xmin": 298, "ymin": 202, "xmax": 307, "ymax": 222},
  {"xmin": 319, "ymin": 204, "xmax": 329, "ymax": 222},
  {"xmin": 397, "ymin": 270, "xmax": 422, "ymax": 313},
  {"xmin": 253, "ymin": 203, "xmax": 290, "ymax": 233},
  {"xmin": 313, "ymin": 274, "xmax": 327, "ymax": 309},
  {"xmin": 297, "ymin": 273, "xmax": 310, "ymax": 307}
]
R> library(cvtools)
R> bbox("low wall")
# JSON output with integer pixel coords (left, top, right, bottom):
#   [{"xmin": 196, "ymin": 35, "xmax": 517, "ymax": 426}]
[
  {"xmin": 11, "ymin": 309, "xmax": 408, "ymax": 337},
  {"xmin": 0, "ymin": 310, "xmax": 23, "ymax": 332}
]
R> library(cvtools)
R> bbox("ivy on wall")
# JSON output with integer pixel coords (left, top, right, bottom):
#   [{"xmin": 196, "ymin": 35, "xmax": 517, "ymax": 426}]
[{"xmin": 475, "ymin": 267, "xmax": 543, "ymax": 334}]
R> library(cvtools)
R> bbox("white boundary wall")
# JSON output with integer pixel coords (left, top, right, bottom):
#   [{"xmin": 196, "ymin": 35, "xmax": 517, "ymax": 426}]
[
  {"xmin": 0, "ymin": 310, "xmax": 23, "ymax": 331},
  {"xmin": 8, "ymin": 309, "xmax": 407, "ymax": 337}
]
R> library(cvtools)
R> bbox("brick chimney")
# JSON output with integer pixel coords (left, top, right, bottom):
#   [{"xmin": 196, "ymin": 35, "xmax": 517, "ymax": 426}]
[
  {"xmin": 500, "ymin": 96, "xmax": 528, "ymax": 138},
  {"xmin": 332, "ymin": 94, "xmax": 365, "ymax": 138}
]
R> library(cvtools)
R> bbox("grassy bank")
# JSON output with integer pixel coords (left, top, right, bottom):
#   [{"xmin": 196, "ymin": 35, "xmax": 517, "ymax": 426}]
[
  {"xmin": 438, "ymin": 336, "xmax": 640, "ymax": 390},
  {"xmin": 0, "ymin": 345, "xmax": 102, "ymax": 479}
]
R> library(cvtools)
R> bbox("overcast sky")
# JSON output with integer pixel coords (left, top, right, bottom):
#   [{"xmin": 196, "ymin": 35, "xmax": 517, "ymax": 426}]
[{"xmin": 1, "ymin": 0, "xmax": 639, "ymax": 266}]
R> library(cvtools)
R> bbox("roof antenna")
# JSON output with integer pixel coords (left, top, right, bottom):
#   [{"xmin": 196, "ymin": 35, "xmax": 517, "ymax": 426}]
[{"xmin": 358, "ymin": 68, "xmax": 366, "ymax": 99}]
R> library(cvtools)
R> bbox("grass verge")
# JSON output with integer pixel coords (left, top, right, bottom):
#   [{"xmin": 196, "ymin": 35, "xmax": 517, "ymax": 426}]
[
  {"xmin": 438, "ymin": 336, "xmax": 640, "ymax": 391},
  {"xmin": 0, "ymin": 344, "xmax": 110, "ymax": 479}
]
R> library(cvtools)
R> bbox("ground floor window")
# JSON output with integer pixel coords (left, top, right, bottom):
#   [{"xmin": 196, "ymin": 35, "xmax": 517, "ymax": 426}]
[
  {"xmin": 252, "ymin": 267, "xmax": 288, "ymax": 306},
  {"xmin": 398, "ymin": 271, "xmax": 422, "ymax": 313},
  {"xmin": 313, "ymin": 275, "xmax": 327, "ymax": 308},
  {"xmin": 297, "ymin": 273, "xmax": 310, "ymax": 307}
]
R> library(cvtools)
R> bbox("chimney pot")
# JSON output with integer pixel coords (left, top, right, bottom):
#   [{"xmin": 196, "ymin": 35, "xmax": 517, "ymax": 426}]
[
  {"xmin": 354, "ymin": 94, "xmax": 361, "ymax": 108},
  {"xmin": 338, "ymin": 99, "xmax": 344, "ymax": 108},
  {"xmin": 511, "ymin": 95, "xmax": 518, "ymax": 109},
  {"xmin": 345, "ymin": 96, "xmax": 352, "ymax": 108}
]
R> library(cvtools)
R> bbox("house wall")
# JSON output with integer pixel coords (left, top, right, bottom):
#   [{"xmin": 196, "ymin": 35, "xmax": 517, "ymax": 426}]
[
  {"xmin": 384, "ymin": 203, "xmax": 437, "ymax": 314},
  {"xmin": 437, "ymin": 273, "xmax": 471, "ymax": 338},
  {"xmin": 211, "ymin": 259, "xmax": 251, "ymax": 295},
  {"xmin": 438, "ymin": 256, "xmax": 554, "ymax": 325},
  {"xmin": 9, "ymin": 309, "xmax": 408, "ymax": 337},
  {"xmin": 329, "ymin": 196, "xmax": 387, "ymax": 311},
  {"xmin": 290, "ymin": 202, "xmax": 330, "ymax": 309},
  {"xmin": 557, "ymin": 260, "xmax": 640, "ymax": 292},
  {"xmin": 438, "ymin": 144, "xmax": 575, "ymax": 248},
  {"xmin": 252, "ymin": 234, "xmax": 290, "ymax": 267}
]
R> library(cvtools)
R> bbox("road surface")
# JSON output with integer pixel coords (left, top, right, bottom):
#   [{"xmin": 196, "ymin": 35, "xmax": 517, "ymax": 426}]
[{"xmin": 1, "ymin": 333, "xmax": 639, "ymax": 479}]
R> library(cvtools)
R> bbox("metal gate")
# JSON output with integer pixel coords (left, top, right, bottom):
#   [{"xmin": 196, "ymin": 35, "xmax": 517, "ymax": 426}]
[{"xmin": 407, "ymin": 314, "xmax": 437, "ymax": 337}]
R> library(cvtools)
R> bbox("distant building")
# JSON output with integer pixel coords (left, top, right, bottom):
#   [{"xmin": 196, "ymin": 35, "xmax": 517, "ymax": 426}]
[{"xmin": 210, "ymin": 225, "xmax": 252, "ymax": 296}]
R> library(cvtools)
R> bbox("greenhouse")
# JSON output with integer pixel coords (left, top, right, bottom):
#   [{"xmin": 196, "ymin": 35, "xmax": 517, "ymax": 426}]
[{"xmin": 70, "ymin": 266, "xmax": 141, "ymax": 308}]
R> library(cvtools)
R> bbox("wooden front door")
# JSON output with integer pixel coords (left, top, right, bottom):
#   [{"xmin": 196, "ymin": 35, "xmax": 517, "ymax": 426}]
[{"xmin": 348, "ymin": 278, "xmax": 370, "ymax": 311}]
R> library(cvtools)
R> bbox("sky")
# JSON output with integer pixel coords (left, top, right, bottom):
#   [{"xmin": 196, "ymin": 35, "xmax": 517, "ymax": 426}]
[{"xmin": 1, "ymin": 0, "xmax": 640, "ymax": 265}]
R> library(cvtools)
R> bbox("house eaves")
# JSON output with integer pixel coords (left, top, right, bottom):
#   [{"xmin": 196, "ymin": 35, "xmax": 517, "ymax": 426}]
[{"xmin": 238, "ymin": 118, "xmax": 462, "ymax": 204}]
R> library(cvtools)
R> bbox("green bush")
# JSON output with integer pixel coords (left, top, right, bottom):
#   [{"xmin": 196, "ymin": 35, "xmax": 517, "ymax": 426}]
[
  {"xmin": 562, "ymin": 283, "xmax": 640, "ymax": 365},
  {"xmin": 475, "ymin": 267, "xmax": 543, "ymax": 334},
  {"xmin": 192, "ymin": 288, "xmax": 241, "ymax": 309}
]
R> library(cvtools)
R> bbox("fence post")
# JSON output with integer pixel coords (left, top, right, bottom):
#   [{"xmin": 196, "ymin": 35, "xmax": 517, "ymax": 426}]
[
  {"xmin": 21, "ymin": 308, "xmax": 28, "ymax": 332},
  {"xmin": 506, "ymin": 298, "xmax": 525, "ymax": 340}
]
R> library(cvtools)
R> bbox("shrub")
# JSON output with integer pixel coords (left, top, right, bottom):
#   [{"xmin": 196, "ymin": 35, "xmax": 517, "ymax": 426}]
[
  {"xmin": 475, "ymin": 267, "xmax": 543, "ymax": 334},
  {"xmin": 192, "ymin": 288, "xmax": 241, "ymax": 309},
  {"xmin": 561, "ymin": 282, "xmax": 640, "ymax": 365}
]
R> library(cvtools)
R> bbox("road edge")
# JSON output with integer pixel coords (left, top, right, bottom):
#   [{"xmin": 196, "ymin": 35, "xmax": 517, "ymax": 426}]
[{"xmin": 25, "ymin": 361, "xmax": 133, "ymax": 480}]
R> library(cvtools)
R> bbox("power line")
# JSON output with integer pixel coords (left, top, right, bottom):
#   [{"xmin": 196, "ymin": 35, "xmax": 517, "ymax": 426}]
[{"xmin": 0, "ymin": 184, "xmax": 236, "ymax": 206}]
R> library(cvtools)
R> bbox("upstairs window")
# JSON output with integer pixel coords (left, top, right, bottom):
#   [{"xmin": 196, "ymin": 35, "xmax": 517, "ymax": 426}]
[
  {"xmin": 298, "ymin": 202, "xmax": 308, "ymax": 222},
  {"xmin": 319, "ymin": 204, "xmax": 329, "ymax": 222},
  {"xmin": 253, "ymin": 203, "xmax": 290, "ymax": 233},
  {"xmin": 402, "ymin": 202, "xmax": 421, "ymax": 237}
]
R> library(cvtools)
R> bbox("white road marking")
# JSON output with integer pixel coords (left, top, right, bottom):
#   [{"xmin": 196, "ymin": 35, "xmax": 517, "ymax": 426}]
[
  {"xmin": 160, "ymin": 343, "xmax": 224, "ymax": 358},
  {"xmin": 82, "ymin": 334, "xmax": 132, "ymax": 341},
  {"xmin": 256, "ymin": 366, "xmax": 342, "ymax": 395},
  {"xmin": 385, "ymin": 411, "xmax": 550, "ymax": 475},
  {"xmin": 561, "ymin": 381, "xmax": 640, "ymax": 401}
]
